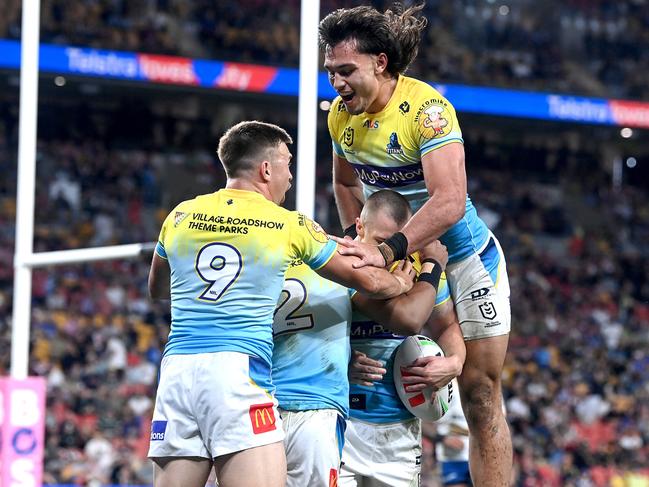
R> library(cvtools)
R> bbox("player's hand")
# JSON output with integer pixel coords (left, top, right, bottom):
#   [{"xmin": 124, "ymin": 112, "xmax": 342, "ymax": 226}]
[
  {"xmin": 348, "ymin": 350, "xmax": 386, "ymax": 386},
  {"xmin": 420, "ymin": 240, "xmax": 448, "ymax": 269},
  {"xmin": 330, "ymin": 236, "xmax": 387, "ymax": 268},
  {"xmin": 400, "ymin": 355, "xmax": 463, "ymax": 392},
  {"xmin": 391, "ymin": 259, "xmax": 416, "ymax": 290}
]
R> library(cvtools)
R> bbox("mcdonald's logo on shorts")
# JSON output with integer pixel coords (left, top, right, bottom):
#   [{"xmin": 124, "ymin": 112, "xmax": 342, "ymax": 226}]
[{"xmin": 249, "ymin": 403, "xmax": 277, "ymax": 434}]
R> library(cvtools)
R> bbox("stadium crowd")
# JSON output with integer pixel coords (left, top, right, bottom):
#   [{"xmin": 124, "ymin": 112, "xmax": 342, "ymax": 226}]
[
  {"xmin": 2, "ymin": 0, "xmax": 648, "ymax": 100},
  {"xmin": 1, "ymin": 93, "xmax": 648, "ymax": 485}
]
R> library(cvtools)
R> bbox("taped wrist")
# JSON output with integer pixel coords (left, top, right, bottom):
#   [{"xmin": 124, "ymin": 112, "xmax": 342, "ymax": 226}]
[
  {"xmin": 343, "ymin": 223, "xmax": 357, "ymax": 239},
  {"xmin": 417, "ymin": 260, "xmax": 443, "ymax": 292},
  {"xmin": 383, "ymin": 232, "xmax": 408, "ymax": 262},
  {"xmin": 377, "ymin": 243, "xmax": 394, "ymax": 267}
]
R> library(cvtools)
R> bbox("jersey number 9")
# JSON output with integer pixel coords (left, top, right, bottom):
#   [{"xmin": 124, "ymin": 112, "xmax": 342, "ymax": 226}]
[{"xmin": 195, "ymin": 243, "xmax": 242, "ymax": 301}]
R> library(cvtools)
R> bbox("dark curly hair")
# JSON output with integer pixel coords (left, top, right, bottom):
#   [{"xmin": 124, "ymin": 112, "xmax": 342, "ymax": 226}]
[{"xmin": 318, "ymin": 3, "xmax": 427, "ymax": 76}]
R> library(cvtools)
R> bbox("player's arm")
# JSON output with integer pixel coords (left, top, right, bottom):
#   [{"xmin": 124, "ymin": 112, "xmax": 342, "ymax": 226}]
[
  {"xmin": 331, "ymin": 143, "xmax": 466, "ymax": 267},
  {"xmin": 401, "ymin": 300, "xmax": 465, "ymax": 391},
  {"xmin": 333, "ymin": 153, "xmax": 364, "ymax": 233},
  {"xmin": 400, "ymin": 143, "xmax": 466, "ymax": 254},
  {"xmin": 351, "ymin": 245, "xmax": 447, "ymax": 334},
  {"xmin": 148, "ymin": 252, "xmax": 170, "ymax": 300},
  {"xmin": 315, "ymin": 250, "xmax": 413, "ymax": 300}
]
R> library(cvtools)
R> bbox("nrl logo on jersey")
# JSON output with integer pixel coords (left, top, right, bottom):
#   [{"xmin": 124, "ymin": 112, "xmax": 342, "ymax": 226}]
[
  {"xmin": 174, "ymin": 211, "xmax": 189, "ymax": 227},
  {"xmin": 386, "ymin": 132, "xmax": 404, "ymax": 155},
  {"xmin": 343, "ymin": 126, "xmax": 354, "ymax": 147}
]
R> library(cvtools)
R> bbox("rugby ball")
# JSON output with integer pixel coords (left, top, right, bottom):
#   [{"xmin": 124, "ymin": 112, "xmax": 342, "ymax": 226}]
[{"xmin": 393, "ymin": 335, "xmax": 454, "ymax": 422}]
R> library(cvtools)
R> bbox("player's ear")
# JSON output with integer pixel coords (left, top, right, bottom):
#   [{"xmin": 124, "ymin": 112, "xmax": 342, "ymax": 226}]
[
  {"xmin": 260, "ymin": 160, "xmax": 272, "ymax": 181},
  {"xmin": 375, "ymin": 53, "xmax": 388, "ymax": 75},
  {"xmin": 355, "ymin": 217, "xmax": 364, "ymax": 240}
]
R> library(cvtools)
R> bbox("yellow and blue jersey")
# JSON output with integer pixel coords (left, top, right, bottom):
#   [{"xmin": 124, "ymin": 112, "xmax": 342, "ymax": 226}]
[
  {"xmin": 272, "ymin": 262, "xmax": 353, "ymax": 418},
  {"xmin": 156, "ymin": 188, "xmax": 336, "ymax": 366},
  {"xmin": 328, "ymin": 75, "xmax": 489, "ymax": 263},
  {"xmin": 349, "ymin": 255, "xmax": 451, "ymax": 424}
]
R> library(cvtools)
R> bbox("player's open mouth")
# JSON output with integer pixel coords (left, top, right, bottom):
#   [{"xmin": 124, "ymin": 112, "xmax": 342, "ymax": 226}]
[{"xmin": 341, "ymin": 92, "xmax": 355, "ymax": 103}]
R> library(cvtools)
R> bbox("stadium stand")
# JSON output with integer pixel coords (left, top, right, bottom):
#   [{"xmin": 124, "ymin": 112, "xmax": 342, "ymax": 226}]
[
  {"xmin": 1, "ymin": 1, "xmax": 648, "ymax": 484},
  {"xmin": 3, "ymin": 0, "xmax": 648, "ymax": 99}
]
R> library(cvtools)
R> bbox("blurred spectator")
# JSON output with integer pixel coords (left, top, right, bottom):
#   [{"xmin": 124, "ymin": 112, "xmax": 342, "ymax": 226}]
[{"xmin": 3, "ymin": 0, "xmax": 648, "ymax": 99}]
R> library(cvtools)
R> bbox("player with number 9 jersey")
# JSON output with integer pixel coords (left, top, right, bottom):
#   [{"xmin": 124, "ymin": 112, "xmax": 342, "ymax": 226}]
[
  {"xmin": 148, "ymin": 188, "xmax": 337, "ymax": 461},
  {"xmin": 158, "ymin": 189, "xmax": 336, "ymax": 366}
]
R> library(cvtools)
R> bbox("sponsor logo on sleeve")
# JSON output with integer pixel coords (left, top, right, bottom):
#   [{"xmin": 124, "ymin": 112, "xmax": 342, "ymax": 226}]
[
  {"xmin": 249, "ymin": 403, "xmax": 277, "ymax": 434},
  {"xmin": 415, "ymin": 99, "xmax": 453, "ymax": 139},
  {"xmin": 307, "ymin": 219, "xmax": 330, "ymax": 243}
]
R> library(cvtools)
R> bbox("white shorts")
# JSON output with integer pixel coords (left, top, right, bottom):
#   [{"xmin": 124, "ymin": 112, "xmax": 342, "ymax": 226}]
[
  {"xmin": 281, "ymin": 408, "xmax": 345, "ymax": 487},
  {"xmin": 148, "ymin": 352, "xmax": 284, "ymax": 459},
  {"xmin": 340, "ymin": 418, "xmax": 421, "ymax": 487},
  {"xmin": 446, "ymin": 233, "xmax": 511, "ymax": 340}
]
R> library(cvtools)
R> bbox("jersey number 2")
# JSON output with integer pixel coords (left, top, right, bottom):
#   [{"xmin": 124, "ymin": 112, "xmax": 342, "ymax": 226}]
[
  {"xmin": 195, "ymin": 243, "xmax": 242, "ymax": 301},
  {"xmin": 273, "ymin": 278, "xmax": 314, "ymax": 336}
]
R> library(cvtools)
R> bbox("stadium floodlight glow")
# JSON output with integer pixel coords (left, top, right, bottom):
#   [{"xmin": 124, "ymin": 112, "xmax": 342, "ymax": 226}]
[
  {"xmin": 626, "ymin": 157, "xmax": 637, "ymax": 168},
  {"xmin": 620, "ymin": 127, "xmax": 633, "ymax": 138},
  {"xmin": 499, "ymin": 5, "xmax": 510, "ymax": 15},
  {"xmin": 319, "ymin": 100, "xmax": 331, "ymax": 111}
]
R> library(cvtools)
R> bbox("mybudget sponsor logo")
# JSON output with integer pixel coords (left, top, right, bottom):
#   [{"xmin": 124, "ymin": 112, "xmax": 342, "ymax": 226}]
[
  {"xmin": 350, "ymin": 162, "xmax": 424, "ymax": 188},
  {"xmin": 350, "ymin": 321, "xmax": 405, "ymax": 340},
  {"xmin": 150, "ymin": 420, "xmax": 168, "ymax": 441},
  {"xmin": 249, "ymin": 403, "xmax": 277, "ymax": 434}
]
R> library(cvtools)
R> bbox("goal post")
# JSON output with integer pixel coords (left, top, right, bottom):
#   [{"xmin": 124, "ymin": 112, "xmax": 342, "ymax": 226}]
[
  {"xmin": 19, "ymin": 242, "xmax": 156, "ymax": 268},
  {"xmin": 296, "ymin": 0, "xmax": 321, "ymax": 218},
  {"xmin": 11, "ymin": 0, "xmax": 42, "ymax": 381}
]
